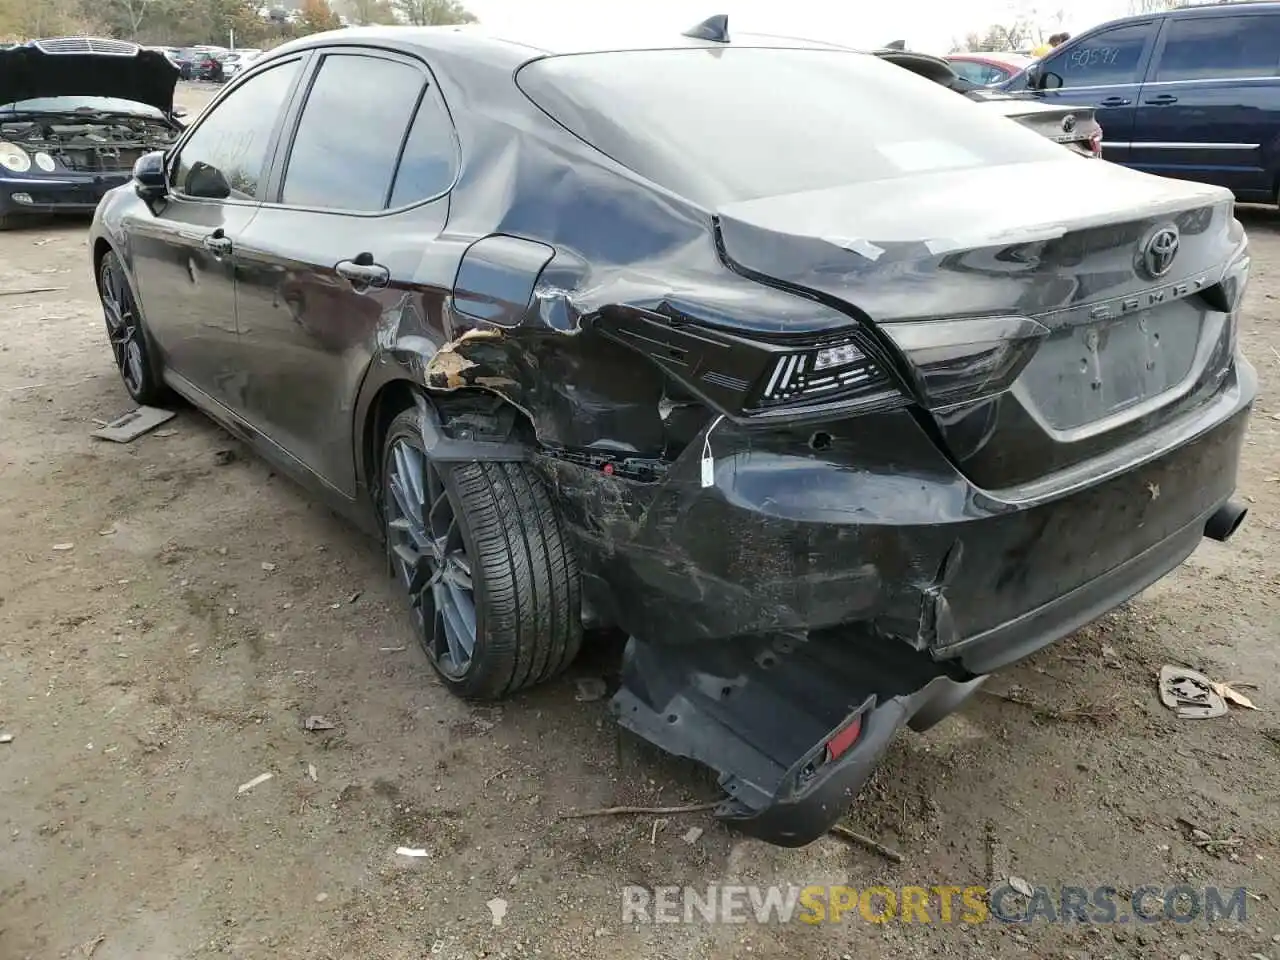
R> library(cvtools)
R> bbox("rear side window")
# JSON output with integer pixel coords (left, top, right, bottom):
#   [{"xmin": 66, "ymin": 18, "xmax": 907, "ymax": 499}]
[
  {"xmin": 388, "ymin": 88, "xmax": 457, "ymax": 207},
  {"xmin": 280, "ymin": 53, "xmax": 425, "ymax": 211},
  {"xmin": 1153, "ymin": 15, "xmax": 1280, "ymax": 82},
  {"xmin": 518, "ymin": 48, "xmax": 1066, "ymax": 208},
  {"xmin": 1041, "ymin": 22, "xmax": 1155, "ymax": 87}
]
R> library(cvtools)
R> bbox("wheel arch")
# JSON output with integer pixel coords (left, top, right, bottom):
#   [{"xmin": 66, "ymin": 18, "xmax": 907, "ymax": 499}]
[
  {"xmin": 354, "ymin": 362, "xmax": 539, "ymax": 515},
  {"xmin": 91, "ymin": 236, "xmax": 115, "ymax": 290}
]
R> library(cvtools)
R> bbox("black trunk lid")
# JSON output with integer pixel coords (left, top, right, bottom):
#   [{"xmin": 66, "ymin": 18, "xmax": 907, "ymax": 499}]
[{"xmin": 716, "ymin": 159, "xmax": 1244, "ymax": 492}]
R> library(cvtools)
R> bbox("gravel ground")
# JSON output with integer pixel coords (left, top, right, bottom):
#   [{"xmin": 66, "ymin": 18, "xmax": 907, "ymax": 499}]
[{"xmin": 0, "ymin": 83, "xmax": 1277, "ymax": 958}]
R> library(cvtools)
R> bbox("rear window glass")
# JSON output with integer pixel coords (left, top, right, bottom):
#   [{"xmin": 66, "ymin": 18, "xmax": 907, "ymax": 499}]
[{"xmin": 517, "ymin": 48, "xmax": 1067, "ymax": 207}]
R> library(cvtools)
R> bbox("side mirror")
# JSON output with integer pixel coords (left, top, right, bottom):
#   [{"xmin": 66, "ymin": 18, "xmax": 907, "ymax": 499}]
[
  {"xmin": 1041, "ymin": 71, "xmax": 1064, "ymax": 90},
  {"xmin": 1024, "ymin": 64, "xmax": 1043, "ymax": 89},
  {"xmin": 132, "ymin": 150, "xmax": 168, "ymax": 202},
  {"xmin": 186, "ymin": 160, "xmax": 231, "ymax": 200}
]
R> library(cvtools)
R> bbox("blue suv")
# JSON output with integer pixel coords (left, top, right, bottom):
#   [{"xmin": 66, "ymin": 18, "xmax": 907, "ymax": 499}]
[{"xmin": 1000, "ymin": 1, "xmax": 1280, "ymax": 204}]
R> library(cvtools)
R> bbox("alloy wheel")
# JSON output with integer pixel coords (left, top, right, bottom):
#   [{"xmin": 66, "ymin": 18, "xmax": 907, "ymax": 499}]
[
  {"xmin": 99, "ymin": 258, "xmax": 146, "ymax": 397},
  {"xmin": 385, "ymin": 438, "xmax": 478, "ymax": 678}
]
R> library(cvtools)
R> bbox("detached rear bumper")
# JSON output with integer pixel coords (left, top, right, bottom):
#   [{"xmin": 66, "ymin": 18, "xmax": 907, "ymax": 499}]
[
  {"xmin": 614, "ymin": 629, "xmax": 988, "ymax": 846},
  {"xmin": 613, "ymin": 493, "xmax": 1231, "ymax": 847},
  {"xmin": 546, "ymin": 358, "xmax": 1256, "ymax": 846}
]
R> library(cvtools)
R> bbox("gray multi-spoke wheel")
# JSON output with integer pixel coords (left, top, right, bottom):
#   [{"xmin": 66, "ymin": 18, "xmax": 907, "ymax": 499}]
[
  {"xmin": 98, "ymin": 251, "xmax": 167, "ymax": 405},
  {"xmin": 386, "ymin": 434, "xmax": 478, "ymax": 679},
  {"xmin": 381, "ymin": 408, "xmax": 582, "ymax": 699}
]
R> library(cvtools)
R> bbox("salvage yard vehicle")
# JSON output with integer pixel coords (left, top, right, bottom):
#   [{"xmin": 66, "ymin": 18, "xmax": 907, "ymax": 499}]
[
  {"xmin": 222, "ymin": 49, "xmax": 263, "ymax": 80},
  {"xmin": 999, "ymin": 1, "xmax": 1280, "ymax": 203},
  {"xmin": 90, "ymin": 19, "xmax": 1255, "ymax": 847},
  {"xmin": 0, "ymin": 37, "xmax": 183, "ymax": 229}
]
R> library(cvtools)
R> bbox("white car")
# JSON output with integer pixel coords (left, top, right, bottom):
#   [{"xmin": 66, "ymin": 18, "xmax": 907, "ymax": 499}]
[{"xmin": 222, "ymin": 49, "xmax": 262, "ymax": 78}]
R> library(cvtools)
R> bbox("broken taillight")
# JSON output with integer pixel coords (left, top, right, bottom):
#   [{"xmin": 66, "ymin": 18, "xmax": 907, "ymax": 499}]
[
  {"xmin": 1089, "ymin": 129, "xmax": 1102, "ymax": 158},
  {"xmin": 824, "ymin": 714, "xmax": 863, "ymax": 763}
]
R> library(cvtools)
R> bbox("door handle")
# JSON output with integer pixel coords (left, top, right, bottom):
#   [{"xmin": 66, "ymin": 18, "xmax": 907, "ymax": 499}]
[
  {"xmin": 202, "ymin": 230, "xmax": 231, "ymax": 255},
  {"xmin": 335, "ymin": 256, "xmax": 390, "ymax": 289},
  {"xmin": 1099, "ymin": 96, "xmax": 1132, "ymax": 106},
  {"xmin": 1144, "ymin": 94, "xmax": 1178, "ymax": 105}
]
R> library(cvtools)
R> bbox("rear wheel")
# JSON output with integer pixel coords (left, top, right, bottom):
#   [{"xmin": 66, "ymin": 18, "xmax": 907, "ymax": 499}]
[
  {"xmin": 381, "ymin": 408, "xmax": 582, "ymax": 699},
  {"xmin": 98, "ymin": 251, "xmax": 168, "ymax": 405}
]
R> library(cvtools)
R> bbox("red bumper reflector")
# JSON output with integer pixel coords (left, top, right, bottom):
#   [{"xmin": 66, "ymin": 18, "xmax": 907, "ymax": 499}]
[{"xmin": 823, "ymin": 714, "xmax": 863, "ymax": 762}]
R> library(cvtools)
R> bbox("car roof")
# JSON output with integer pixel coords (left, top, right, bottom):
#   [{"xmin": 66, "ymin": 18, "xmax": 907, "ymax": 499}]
[
  {"xmin": 1167, "ymin": 0, "xmax": 1280, "ymax": 13},
  {"xmin": 264, "ymin": 21, "xmax": 871, "ymax": 68},
  {"xmin": 1077, "ymin": 0, "xmax": 1280, "ymax": 30}
]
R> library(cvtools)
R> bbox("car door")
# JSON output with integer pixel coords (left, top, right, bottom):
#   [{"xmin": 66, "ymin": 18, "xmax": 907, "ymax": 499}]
[
  {"xmin": 127, "ymin": 56, "xmax": 306, "ymax": 411},
  {"xmin": 1009, "ymin": 19, "xmax": 1161, "ymax": 163},
  {"xmin": 1129, "ymin": 10, "xmax": 1280, "ymax": 200},
  {"xmin": 232, "ymin": 48, "xmax": 458, "ymax": 496}
]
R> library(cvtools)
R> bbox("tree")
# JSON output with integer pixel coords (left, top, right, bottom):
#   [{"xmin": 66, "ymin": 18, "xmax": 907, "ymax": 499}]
[
  {"xmin": 346, "ymin": 0, "xmax": 395, "ymax": 25},
  {"xmin": 102, "ymin": 0, "xmax": 166, "ymax": 38},
  {"xmin": 391, "ymin": 0, "xmax": 475, "ymax": 26},
  {"xmin": 0, "ymin": 0, "xmax": 97, "ymax": 39},
  {"xmin": 299, "ymin": 0, "xmax": 342, "ymax": 33},
  {"xmin": 1128, "ymin": 0, "xmax": 1188, "ymax": 11},
  {"xmin": 960, "ymin": 23, "xmax": 1028, "ymax": 52}
]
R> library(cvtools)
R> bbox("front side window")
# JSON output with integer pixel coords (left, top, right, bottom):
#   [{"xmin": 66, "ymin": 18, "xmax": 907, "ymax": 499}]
[
  {"xmin": 1041, "ymin": 23, "xmax": 1155, "ymax": 87},
  {"xmin": 280, "ymin": 53, "xmax": 425, "ymax": 211},
  {"xmin": 174, "ymin": 59, "xmax": 302, "ymax": 200},
  {"xmin": 1154, "ymin": 15, "xmax": 1280, "ymax": 82}
]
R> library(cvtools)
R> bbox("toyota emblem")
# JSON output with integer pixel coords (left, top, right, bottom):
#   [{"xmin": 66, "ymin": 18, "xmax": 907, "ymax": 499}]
[{"xmin": 1140, "ymin": 225, "xmax": 1180, "ymax": 279}]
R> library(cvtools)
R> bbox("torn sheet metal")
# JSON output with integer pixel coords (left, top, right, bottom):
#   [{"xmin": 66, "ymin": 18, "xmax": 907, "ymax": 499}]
[{"xmin": 425, "ymin": 328, "xmax": 505, "ymax": 390}]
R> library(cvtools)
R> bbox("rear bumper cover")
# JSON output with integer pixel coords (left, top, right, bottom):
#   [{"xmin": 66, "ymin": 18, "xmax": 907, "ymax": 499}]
[{"xmin": 541, "ymin": 358, "xmax": 1256, "ymax": 846}]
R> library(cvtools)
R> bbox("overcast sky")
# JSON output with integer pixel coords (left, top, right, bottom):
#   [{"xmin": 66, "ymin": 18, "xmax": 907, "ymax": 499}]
[{"xmin": 461, "ymin": 0, "xmax": 1137, "ymax": 55}]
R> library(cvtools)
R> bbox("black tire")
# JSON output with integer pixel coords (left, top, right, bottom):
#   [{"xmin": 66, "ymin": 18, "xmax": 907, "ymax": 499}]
[
  {"xmin": 382, "ymin": 408, "xmax": 582, "ymax": 700},
  {"xmin": 98, "ymin": 251, "xmax": 170, "ymax": 406},
  {"xmin": 0, "ymin": 214, "xmax": 18, "ymax": 230}
]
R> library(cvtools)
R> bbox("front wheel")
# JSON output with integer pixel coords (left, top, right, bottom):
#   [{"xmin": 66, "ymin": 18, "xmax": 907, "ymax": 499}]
[
  {"xmin": 98, "ymin": 251, "xmax": 169, "ymax": 405},
  {"xmin": 381, "ymin": 408, "xmax": 582, "ymax": 699}
]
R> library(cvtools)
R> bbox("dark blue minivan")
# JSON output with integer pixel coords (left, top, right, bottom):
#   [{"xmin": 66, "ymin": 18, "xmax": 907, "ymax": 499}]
[{"xmin": 1000, "ymin": 2, "xmax": 1280, "ymax": 204}]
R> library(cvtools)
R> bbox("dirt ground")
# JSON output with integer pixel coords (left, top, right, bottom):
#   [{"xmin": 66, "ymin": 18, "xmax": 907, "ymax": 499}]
[{"xmin": 2, "ymin": 83, "xmax": 1279, "ymax": 959}]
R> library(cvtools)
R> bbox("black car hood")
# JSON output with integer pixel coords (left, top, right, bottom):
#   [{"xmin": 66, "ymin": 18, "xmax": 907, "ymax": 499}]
[{"xmin": 0, "ymin": 43, "xmax": 178, "ymax": 114}]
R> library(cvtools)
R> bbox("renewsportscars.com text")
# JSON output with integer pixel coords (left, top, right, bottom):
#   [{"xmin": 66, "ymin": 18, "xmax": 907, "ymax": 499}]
[{"xmin": 621, "ymin": 884, "xmax": 1249, "ymax": 925}]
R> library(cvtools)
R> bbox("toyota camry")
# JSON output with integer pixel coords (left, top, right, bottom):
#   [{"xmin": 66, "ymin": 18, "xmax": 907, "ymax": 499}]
[{"xmin": 88, "ymin": 19, "xmax": 1255, "ymax": 846}]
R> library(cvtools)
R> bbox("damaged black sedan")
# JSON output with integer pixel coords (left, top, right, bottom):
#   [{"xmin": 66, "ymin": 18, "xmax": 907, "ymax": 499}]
[
  {"xmin": 90, "ymin": 23, "xmax": 1255, "ymax": 847},
  {"xmin": 0, "ymin": 37, "xmax": 183, "ymax": 229}
]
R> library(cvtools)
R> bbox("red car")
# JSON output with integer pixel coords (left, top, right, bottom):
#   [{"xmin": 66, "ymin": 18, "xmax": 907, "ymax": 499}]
[{"xmin": 947, "ymin": 52, "xmax": 1033, "ymax": 86}]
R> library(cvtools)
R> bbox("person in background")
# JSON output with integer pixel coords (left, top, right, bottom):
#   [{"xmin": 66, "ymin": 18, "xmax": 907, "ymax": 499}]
[{"xmin": 1031, "ymin": 31, "xmax": 1069, "ymax": 58}]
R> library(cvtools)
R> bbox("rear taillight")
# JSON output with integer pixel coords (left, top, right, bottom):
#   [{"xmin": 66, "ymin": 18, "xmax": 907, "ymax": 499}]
[
  {"xmin": 881, "ymin": 315, "xmax": 1050, "ymax": 409},
  {"xmin": 1089, "ymin": 129, "xmax": 1103, "ymax": 157},
  {"xmin": 753, "ymin": 339, "xmax": 896, "ymax": 409}
]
